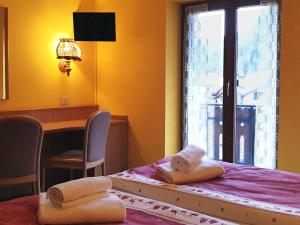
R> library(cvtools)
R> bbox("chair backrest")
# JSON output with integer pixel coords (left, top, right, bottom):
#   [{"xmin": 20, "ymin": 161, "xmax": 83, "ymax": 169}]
[
  {"xmin": 0, "ymin": 116, "xmax": 43, "ymax": 185},
  {"xmin": 84, "ymin": 111, "xmax": 111, "ymax": 163}
]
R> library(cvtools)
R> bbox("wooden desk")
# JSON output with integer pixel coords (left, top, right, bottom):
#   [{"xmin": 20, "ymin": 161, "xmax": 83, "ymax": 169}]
[
  {"xmin": 0, "ymin": 106, "xmax": 128, "ymax": 193},
  {"xmin": 41, "ymin": 118, "xmax": 128, "ymax": 184},
  {"xmin": 43, "ymin": 120, "xmax": 85, "ymax": 133},
  {"xmin": 43, "ymin": 118, "xmax": 128, "ymax": 134}
]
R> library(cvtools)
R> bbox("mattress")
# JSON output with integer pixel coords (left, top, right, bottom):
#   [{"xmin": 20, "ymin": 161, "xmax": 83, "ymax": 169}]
[
  {"xmin": 110, "ymin": 157, "xmax": 300, "ymax": 225},
  {"xmin": 0, "ymin": 189, "xmax": 235, "ymax": 225}
]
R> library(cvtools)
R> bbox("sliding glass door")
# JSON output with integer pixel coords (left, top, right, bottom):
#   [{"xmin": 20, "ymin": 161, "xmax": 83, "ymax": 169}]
[{"xmin": 182, "ymin": 0, "xmax": 279, "ymax": 169}]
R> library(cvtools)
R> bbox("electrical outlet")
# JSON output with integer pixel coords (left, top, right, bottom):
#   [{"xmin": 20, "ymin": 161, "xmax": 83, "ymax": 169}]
[{"xmin": 60, "ymin": 98, "xmax": 70, "ymax": 106}]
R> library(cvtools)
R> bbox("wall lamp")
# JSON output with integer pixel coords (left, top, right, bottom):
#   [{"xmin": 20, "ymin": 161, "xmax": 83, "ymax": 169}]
[{"xmin": 56, "ymin": 38, "xmax": 81, "ymax": 76}]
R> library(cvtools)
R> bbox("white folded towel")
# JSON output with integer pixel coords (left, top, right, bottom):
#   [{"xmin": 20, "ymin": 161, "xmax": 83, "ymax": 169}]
[
  {"xmin": 171, "ymin": 145, "xmax": 206, "ymax": 173},
  {"xmin": 47, "ymin": 176, "xmax": 112, "ymax": 205},
  {"xmin": 156, "ymin": 160, "xmax": 225, "ymax": 184},
  {"xmin": 38, "ymin": 193, "xmax": 126, "ymax": 225},
  {"xmin": 50, "ymin": 192, "xmax": 109, "ymax": 209}
]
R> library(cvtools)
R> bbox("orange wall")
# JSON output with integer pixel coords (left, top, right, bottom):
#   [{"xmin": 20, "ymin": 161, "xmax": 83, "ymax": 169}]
[
  {"xmin": 277, "ymin": 0, "xmax": 300, "ymax": 173},
  {"xmin": 0, "ymin": 0, "xmax": 96, "ymax": 111},
  {"xmin": 96, "ymin": 0, "xmax": 167, "ymax": 167}
]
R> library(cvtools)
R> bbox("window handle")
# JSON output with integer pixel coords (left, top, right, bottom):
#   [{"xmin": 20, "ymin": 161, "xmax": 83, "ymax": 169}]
[{"xmin": 226, "ymin": 81, "xmax": 230, "ymax": 97}]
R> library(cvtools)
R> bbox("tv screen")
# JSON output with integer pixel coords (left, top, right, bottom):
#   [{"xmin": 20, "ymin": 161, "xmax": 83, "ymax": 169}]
[{"xmin": 73, "ymin": 12, "xmax": 116, "ymax": 41}]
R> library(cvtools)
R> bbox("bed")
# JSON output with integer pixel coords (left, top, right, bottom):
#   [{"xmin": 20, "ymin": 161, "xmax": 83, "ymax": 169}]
[
  {"xmin": 110, "ymin": 157, "xmax": 300, "ymax": 225},
  {"xmin": 0, "ymin": 189, "xmax": 236, "ymax": 225}
]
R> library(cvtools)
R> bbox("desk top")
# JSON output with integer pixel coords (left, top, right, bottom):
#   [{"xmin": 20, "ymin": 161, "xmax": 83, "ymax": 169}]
[
  {"xmin": 43, "ymin": 118, "xmax": 127, "ymax": 134},
  {"xmin": 0, "ymin": 105, "xmax": 128, "ymax": 134}
]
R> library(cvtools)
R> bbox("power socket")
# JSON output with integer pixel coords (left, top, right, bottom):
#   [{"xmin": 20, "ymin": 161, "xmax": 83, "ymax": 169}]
[{"xmin": 60, "ymin": 98, "xmax": 70, "ymax": 106}]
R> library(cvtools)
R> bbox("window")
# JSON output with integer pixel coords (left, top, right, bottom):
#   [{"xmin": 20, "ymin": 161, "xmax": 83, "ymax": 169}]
[{"xmin": 182, "ymin": 0, "xmax": 280, "ymax": 169}]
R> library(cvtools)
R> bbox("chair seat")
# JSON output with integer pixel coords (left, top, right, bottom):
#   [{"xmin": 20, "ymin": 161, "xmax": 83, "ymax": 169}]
[{"xmin": 43, "ymin": 150, "xmax": 84, "ymax": 170}]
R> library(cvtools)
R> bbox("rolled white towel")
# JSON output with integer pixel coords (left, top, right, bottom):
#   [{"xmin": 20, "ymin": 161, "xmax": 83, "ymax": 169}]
[
  {"xmin": 47, "ymin": 176, "xmax": 112, "ymax": 205},
  {"xmin": 50, "ymin": 192, "xmax": 109, "ymax": 209},
  {"xmin": 171, "ymin": 145, "xmax": 206, "ymax": 173},
  {"xmin": 38, "ymin": 193, "xmax": 126, "ymax": 224},
  {"xmin": 156, "ymin": 160, "xmax": 224, "ymax": 184}
]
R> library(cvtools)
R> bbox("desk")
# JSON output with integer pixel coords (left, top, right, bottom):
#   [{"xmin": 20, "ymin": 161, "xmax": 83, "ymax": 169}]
[
  {"xmin": 42, "ymin": 118, "xmax": 127, "ymax": 133},
  {"xmin": 0, "ymin": 106, "xmax": 128, "ymax": 199},
  {"xmin": 0, "ymin": 106, "xmax": 128, "ymax": 192},
  {"xmin": 0, "ymin": 106, "xmax": 128, "ymax": 173},
  {"xmin": 43, "ymin": 120, "xmax": 85, "ymax": 133}
]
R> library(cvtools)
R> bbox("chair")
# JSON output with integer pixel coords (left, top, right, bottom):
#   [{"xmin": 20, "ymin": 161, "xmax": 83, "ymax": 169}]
[
  {"xmin": 0, "ymin": 116, "xmax": 44, "ymax": 195},
  {"xmin": 42, "ymin": 111, "xmax": 111, "ymax": 189}
]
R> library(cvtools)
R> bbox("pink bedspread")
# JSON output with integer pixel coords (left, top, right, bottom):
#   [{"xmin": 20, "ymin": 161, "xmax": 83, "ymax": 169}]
[
  {"xmin": 129, "ymin": 157, "xmax": 300, "ymax": 209},
  {"xmin": 0, "ymin": 196, "xmax": 183, "ymax": 225}
]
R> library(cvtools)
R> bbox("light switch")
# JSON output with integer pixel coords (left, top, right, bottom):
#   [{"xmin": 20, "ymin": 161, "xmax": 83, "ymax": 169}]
[{"xmin": 60, "ymin": 98, "xmax": 70, "ymax": 106}]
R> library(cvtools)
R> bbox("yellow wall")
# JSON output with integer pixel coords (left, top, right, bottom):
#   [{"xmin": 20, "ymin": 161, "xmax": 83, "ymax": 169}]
[
  {"xmin": 0, "ymin": 0, "xmax": 96, "ymax": 111},
  {"xmin": 165, "ymin": 0, "xmax": 182, "ymax": 156},
  {"xmin": 277, "ymin": 0, "xmax": 300, "ymax": 173},
  {"xmin": 96, "ymin": 0, "xmax": 167, "ymax": 167}
]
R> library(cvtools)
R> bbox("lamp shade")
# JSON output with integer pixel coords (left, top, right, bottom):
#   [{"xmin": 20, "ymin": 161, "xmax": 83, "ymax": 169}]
[{"xmin": 56, "ymin": 38, "xmax": 81, "ymax": 60}]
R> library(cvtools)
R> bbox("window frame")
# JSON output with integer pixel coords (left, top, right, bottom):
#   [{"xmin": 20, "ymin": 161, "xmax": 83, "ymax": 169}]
[{"xmin": 181, "ymin": 0, "xmax": 281, "ymax": 166}]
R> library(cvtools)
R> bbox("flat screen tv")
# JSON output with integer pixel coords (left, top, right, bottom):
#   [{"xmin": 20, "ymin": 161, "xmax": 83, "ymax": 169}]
[{"xmin": 73, "ymin": 12, "xmax": 116, "ymax": 41}]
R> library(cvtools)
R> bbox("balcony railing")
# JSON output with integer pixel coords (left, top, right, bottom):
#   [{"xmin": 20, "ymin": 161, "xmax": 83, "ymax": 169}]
[{"xmin": 208, "ymin": 104, "xmax": 256, "ymax": 165}]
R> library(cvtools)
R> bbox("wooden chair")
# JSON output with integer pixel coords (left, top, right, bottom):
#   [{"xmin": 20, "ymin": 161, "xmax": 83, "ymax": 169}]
[
  {"xmin": 0, "ymin": 116, "xmax": 44, "ymax": 195},
  {"xmin": 42, "ymin": 111, "xmax": 111, "ymax": 189}
]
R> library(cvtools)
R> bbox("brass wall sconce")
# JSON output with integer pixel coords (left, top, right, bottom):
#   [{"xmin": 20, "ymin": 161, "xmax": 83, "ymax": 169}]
[{"xmin": 56, "ymin": 38, "xmax": 81, "ymax": 76}]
